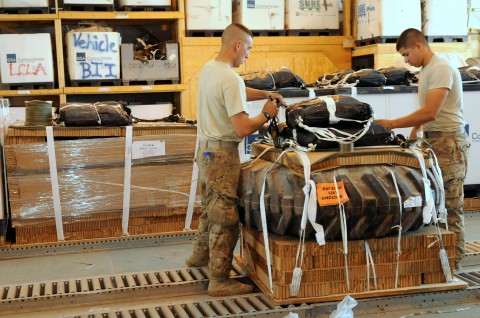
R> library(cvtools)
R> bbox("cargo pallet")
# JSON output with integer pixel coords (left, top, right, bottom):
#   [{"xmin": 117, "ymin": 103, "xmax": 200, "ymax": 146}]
[
  {"xmin": 286, "ymin": 29, "xmax": 341, "ymax": 36},
  {"xmin": 251, "ymin": 30, "xmax": 286, "ymax": 37},
  {"xmin": 62, "ymin": 4, "xmax": 114, "ymax": 11},
  {"xmin": 425, "ymin": 35, "xmax": 468, "ymax": 43},
  {"xmin": 122, "ymin": 79, "xmax": 179, "ymax": 86},
  {"xmin": 0, "ymin": 82, "xmax": 54, "ymax": 90},
  {"xmin": 69, "ymin": 79, "xmax": 121, "ymax": 87},
  {"xmin": 186, "ymin": 30, "xmax": 223, "ymax": 37},
  {"xmin": 0, "ymin": 7, "xmax": 49, "ymax": 14},
  {"xmin": 355, "ymin": 36, "xmax": 400, "ymax": 47},
  {"xmin": 121, "ymin": 5, "xmax": 172, "ymax": 11}
]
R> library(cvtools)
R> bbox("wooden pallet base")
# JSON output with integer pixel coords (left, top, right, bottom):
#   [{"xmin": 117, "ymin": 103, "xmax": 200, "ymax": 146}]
[
  {"xmin": 70, "ymin": 79, "xmax": 121, "ymax": 87},
  {"xmin": 186, "ymin": 30, "xmax": 223, "ymax": 37},
  {"xmin": 0, "ymin": 82, "xmax": 54, "ymax": 90},
  {"xmin": 121, "ymin": 5, "xmax": 172, "ymax": 11},
  {"xmin": 63, "ymin": 4, "xmax": 114, "ymax": 11},
  {"xmin": 464, "ymin": 197, "xmax": 480, "ymax": 211},
  {"xmin": 122, "ymin": 79, "xmax": 179, "ymax": 86},
  {"xmin": 425, "ymin": 35, "xmax": 468, "ymax": 43},
  {"xmin": 0, "ymin": 7, "xmax": 49, "ymax": 14},
  {"xmin": 286, "ymin": 29, "xmax": 340, "ymax": 36},
  {"xmin": 235, "ymin": 255, "xmax": 468, "ymax": 305}
]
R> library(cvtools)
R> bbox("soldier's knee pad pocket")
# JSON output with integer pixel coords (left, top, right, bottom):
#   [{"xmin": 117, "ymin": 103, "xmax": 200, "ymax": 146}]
[{"xmin": 208, "ymin": 197, "xmax": 239, "ymax": 226}]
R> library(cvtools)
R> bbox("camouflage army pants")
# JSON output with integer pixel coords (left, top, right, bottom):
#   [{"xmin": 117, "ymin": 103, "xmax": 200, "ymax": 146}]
[
  {"xmin": 426, "ymin": 131, "xmax": 471, "ymax": 265},
  {"xmin": 192, "ymin": 140, "xmax": 241, "ymax": 279}
]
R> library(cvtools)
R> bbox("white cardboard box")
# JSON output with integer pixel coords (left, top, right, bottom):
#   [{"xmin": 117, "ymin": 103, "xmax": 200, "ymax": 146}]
[
  {"xmin": 1, "ymin": 0, "xmax": 48, "ymax": 7},
  {"xmin": 232, "ymin": 0, "xmax": 284, "ymax": 30},
  {"xmin": 422, "ymin": 0, "xmax": 468, "ymax": 38},
  {"xmin": 285, "ymin": 0, "xmax": 339, "ymax": 30},
  {"xmin": 0, "ymin": 34, "xmax": 54, "ymax": 84},
  {"xmin": 64, "ymin": 0, "xmax": 113, "ymax": 5},
  {"xmin": 469, "ymin": 0, "xmax": 480, "ymax": 29},
  {"xmin": 66, "ymin": 31, "xmax": 121, "ymax": 81},
  {"xmin": 185, "ymin": 0, "xmax": 232, "ymax": 30},
  {"xmin": 356, "ymin": 0, "xmax": 421, "ymax": 41},
  {"xmin": 119, "ymin": 0, "xmax": 171, "ymax": 6}
]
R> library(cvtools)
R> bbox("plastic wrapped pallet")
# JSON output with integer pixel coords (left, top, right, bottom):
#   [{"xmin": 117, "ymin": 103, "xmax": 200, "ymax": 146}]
[
  {"xmin": 5, "ymin": 134, "xmax": 201, "ymax": 244},
  {"xmin": 185, "ymin": 0, "xmax": 232, "ymax": 31},
  {"xmin": 232, "ymin": 0, "xmax": 284, "ymax": 31},
  {"xmin": 356, "ymin": 0, "xmax": 421, "ymax": 41},
  {"xmin": 421, "ymin": 0, "xmax": 468, "ymax": 40}
]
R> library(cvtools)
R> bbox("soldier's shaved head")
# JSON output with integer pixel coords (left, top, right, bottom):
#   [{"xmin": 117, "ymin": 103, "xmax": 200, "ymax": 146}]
[{"xmin": 221, "ymin": 23, "xmax": 253, "ymax": 46}]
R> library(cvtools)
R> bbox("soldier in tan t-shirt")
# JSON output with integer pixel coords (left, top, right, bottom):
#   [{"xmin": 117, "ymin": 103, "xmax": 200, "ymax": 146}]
[
  {"xmin": 186, "ymin": 23, "xmax": 284, "ymax": 296},
  {"xmin": 375, "ymin": 28, "xmax": 471, "ymax": 271}
]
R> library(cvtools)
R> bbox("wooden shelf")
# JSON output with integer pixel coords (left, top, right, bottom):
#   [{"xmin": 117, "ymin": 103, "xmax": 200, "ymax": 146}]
[
  {"xmin": 0, "ymin": 89, "xmax": 62, "ymax": 97},
  {"xmin": 0, "ymin": 14, "xmax": 57, "ymax": 21},
  {"xmin": 63, "ymin": 84, "xmax": 187, "ymax": 95},
  {"xmin": 59, "ymin": 11, "xmax": 183, "ymax": 20}
]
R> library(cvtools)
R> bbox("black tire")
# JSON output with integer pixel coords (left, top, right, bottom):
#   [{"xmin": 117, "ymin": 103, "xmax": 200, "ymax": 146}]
[{"xmin": 239, "ymin": 159, "xmax": 441, "ymax": 240}]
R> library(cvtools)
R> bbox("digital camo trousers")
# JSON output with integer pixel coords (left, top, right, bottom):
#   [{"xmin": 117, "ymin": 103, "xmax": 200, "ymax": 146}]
[
  {"xmin": 193, "ymin": 142, "xmax": 241, "ymax": 280},
  {"xmin": 426, "ymin": 132, "xmax": 471, "ymax": 263}
]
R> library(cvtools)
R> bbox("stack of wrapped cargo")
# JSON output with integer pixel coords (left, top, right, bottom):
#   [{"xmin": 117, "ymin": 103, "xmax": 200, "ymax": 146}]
[{"xmin": 5, "ymin": 134, "xmax": 201, "ymax": 244}]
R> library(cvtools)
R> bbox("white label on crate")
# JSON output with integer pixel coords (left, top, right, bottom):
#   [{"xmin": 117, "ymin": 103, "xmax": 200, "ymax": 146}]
[
  {"xmin": 404, "ymin": 195, "xmax": 422, "ymax": 208},
  {"xmin": 98, "ymin": 87, "xmax": 111, "ymax": 92},
  {"xmin": 116, "ymin": 12, "xmax": 129, "ymax": 19},
  {"xmin": 132, "ymin": 140, "xmax": 165, "ymax": 159},
  {"xmin": 141, "ymin": 85, "xmax": 153, "ymax": 90},
  {"xmin": 17, "ymin": 90, "xmax": 30, "ymax": 95}
]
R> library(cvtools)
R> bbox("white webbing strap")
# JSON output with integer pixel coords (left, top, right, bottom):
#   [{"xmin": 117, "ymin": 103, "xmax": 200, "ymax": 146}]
[
  {"xmin": 427, "ymin": 148, "xmax": 447, "ymax": 226},
  {"xmin": 184, "ymin": 137, "xmax": 200, "ymax": 230},
  {"xmin": 295, "ymin": 151, "xmax": 325, "ymax": 246},
  {"xmin": 260, "ymin": 148, "xmax": 293, "ymax": 293},
  {"xmin": 334, "ymin": 174, "xmax": 349, "ymax": 291},
  {"xmin": 386, "ymin": 167, "xmax": 404, "ymax": 288},
  {"xmin": 296, "ymin": 116, "xmax": 374, "ymax": 145},
  {"xmin": 365, "ymin": 241, "xmax": 377, "ymax": 290},
  {"xmin": 430, "ymin": 211, "xmax": 453, "ymax": 282},
  {"xmin": 122, "ymin": 126, "xmax": 133, "ymax": 236},
  {"xmin": 410, "ymin": 146, "xmax": 434, "ymax": 224},
  {"xmin": 46, "ymin": 126, "xmax": 65, "ymax": 241}
]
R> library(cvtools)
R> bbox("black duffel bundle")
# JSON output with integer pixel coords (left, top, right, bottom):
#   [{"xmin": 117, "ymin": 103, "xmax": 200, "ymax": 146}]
[
  {"xmin": 344, "ymin": 69, "xmax": 387, "ymax": 87},
  {"xmin": 458, "ymin": 65, "xmax": 480, "ymax": 83},
  {"xmin": 241, "ymin": 67, "xmax": 306, "ymax": 90},
  {"xmin": 378, "ymin": 67, "xmax": 414, "ymax": 85},
  {"xmin": 286, "ymin": 95, "xmax": 373, "ymax": 129},
  {"xmin": 259, "ymin": 95, "xmax": 397, "ymax": 150},
  {"xmin": 315, "ymin": 70, "xmax": 354, "ymax": 87},
  {"xmin": 58, "ymin": 101, "xmax": 132, "ymax": 126}
]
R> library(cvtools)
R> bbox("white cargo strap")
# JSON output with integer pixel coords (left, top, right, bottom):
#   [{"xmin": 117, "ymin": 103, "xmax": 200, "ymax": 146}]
[
  {"xmin": 295, "ymin": 151, "xmax": 325, "ymax": 246},
  {"xmin": 290, "ymin": 150, "xmax": 325, "ymax": 296},
  {"xmin": 430, "ymin": 208, "xmax": 453, "ymax": 282},
  {"xmin": 296, "ymin": 115, "xmax": 373, "ymax": 145},
  {"xmin": 122, "ymin": 126, "xmax": 133, "ymax": 236},
  {"xmin": 260, "ymin": 148, "xmax": 293, "ymax": 293},
  {"xmin": 334, "ymin": 174, "xmax": 350, "ymax": 290},
  {"xmin": 386, "ymin": 167, "xmax": 403, "ymax": 288},
  {"xmin": 46, "ymin": 126, "xmax": 65, "ymax": 241},
  {"xmin": 365, "ymin": 241, "xmax": 377, "ymax": 290},
  {"xmin": 410, "ymin": 146, "xmax": 434, "ymax": 224},
  {"xmin": 184, "ymin": 137, "xmax": 200, "ymax": 230},
  {"xmin": 427, "ymin": 148, "xmax": 447, "ymax": 226}
]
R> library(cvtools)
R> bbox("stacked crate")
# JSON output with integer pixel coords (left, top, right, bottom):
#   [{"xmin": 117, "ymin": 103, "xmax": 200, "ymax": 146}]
[
  {"xmin": 240, "ymin": 225, "xmax": 458, "ymax": 303},
  {"xmin": 4, "ymin": 124, "xmax": 200, "ymax": 245}
]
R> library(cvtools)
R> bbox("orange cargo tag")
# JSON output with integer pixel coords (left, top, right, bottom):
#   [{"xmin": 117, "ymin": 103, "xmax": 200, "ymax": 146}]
[{"xmin": 316, "ymin": 181, "xmax": 349, "ymax": 206}]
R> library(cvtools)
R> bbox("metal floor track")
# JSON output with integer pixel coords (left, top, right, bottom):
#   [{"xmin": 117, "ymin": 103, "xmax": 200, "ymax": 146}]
[{"xmin": 0, "ymin": 232, "xmax": 195, "ymax": 260}]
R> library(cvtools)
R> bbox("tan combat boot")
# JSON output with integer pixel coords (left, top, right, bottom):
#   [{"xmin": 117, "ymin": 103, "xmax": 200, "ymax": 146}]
[
  {"xmin": 185, "ymin": 242, "xmax": 209, "ymax": 267},
  {"xmin": 208, "ymin": 278, "xmax": 254, "ymax": 297}
]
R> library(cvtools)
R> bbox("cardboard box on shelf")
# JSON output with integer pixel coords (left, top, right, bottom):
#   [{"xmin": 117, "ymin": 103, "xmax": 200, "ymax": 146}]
[
  {"xmin": 356, "ymin": 0, "xmax": 421, "ymax": 41},
  {"xmin": 66, "ymin": 31, "xmax": 121, "ymax": 81},
  {"xmin": 120, "ymin": 43, "xmax": 179, "ymax": 84},
  {"xmin": 232, "ymin": 0, "xmax": 284, "ymax": 31},
  {"xmin": 285, "ymin": 0, "xmax": 340, "ymax": 30},
  {"xmin": 0, "ymin": 33, "xmax": 54, "ymax": 84},
  {"xmin": 185, "ymin": 0, "xmax": 232, "ymax": 31},
  {"xmin": 422, "ymin": 0, "xmax": 468, "ymax": 39}
]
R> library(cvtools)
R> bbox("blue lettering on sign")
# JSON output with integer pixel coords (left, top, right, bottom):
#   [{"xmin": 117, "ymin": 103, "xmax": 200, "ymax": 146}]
[
  {"xmin": 358, "ymin": 4, "xmax": 366, "ymax": 17},
  {"xmin": 72, "ymin": 33, "xmax": 118, "ymax": 53},
  {"xmin": 76, "ymin": 52, "xmax": 86, "ymax": 61},
  {"xmin": 472, "ymin": 132, "xmax": 480, "ymax": 141},
  {"xmin": 6, "ymin": 54, "xmax": 16, "ymax": 63},
  {"xmin": 245, "ymin": 134, "xmax": 259, "ymax": 155},
  {"xmin": 247, "ymin": 0, "xmax": 255, "ymax": 8},
  {"xmin": 80, "ymin": 61, "xmax": 117, "ymax": 79}
]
